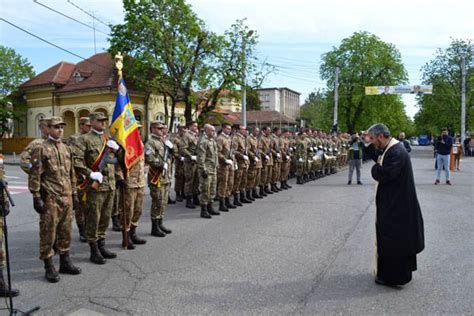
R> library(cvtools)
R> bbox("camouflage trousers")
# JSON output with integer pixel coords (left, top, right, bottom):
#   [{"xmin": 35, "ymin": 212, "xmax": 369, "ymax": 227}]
[
  {"xmin": 0, "ymin": 217, "xmax": 4, "ymax": 268},
  {"xmin": 85, "ymin": 190, "xmax": 115, "ymax": 243},
  {"xmin": 39, "ymin": 194, "xmax": 73, "ymax": 260},
  {"xmin": 272, "ymin": 162, "xmax": 281, "ymax": 183},
  {"xmin": 296, "ymin": 159, "xmax": 305, "ymax": 176},
  {"xmin": 217, "ymin": 165, "xmax": 231, "ymax": 198},
  {"xmin": 175, "ymin": 161, "xmax": 185, "ymax": 194},
  {"xmin": 75, "ymin": 189, "xmax": 86, "ymax": 225},
  {"xmin": 150, "ymin": 183, "xmax": 170, "ymax": 220},
  {"xmin": 280, "ymin": 160, "xmax": 290, "ymax": 181},
  {"xmin": 199, "ymin": 171, "xmax": 216, "ymax": 205},
  {"xmin": 119, "ymin": 187, "xmax": 145, "ymax": 230},
  {"xmin": 184, "ymin": 162, "xmax": 199, "ymax": 197},
  {"xmin": 260, "ymin": 164, "xmax": 273, "ymax": 186},
  {"xmin": 246, "ymin": 167, "xmax": 261, "ymax": 190},
  {"xmin": 226, "ymin": 167, "xmax": 235, "ymax": 197},
  {"xmin": 233, "ymin": 164, "xmax": 247, "ymax": 194}
]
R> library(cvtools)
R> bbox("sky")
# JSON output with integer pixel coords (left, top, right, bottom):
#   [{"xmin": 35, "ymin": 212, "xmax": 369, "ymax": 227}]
[{"xmin": 1, "ymin": 0, "xmax": 473, "ymax": 119}]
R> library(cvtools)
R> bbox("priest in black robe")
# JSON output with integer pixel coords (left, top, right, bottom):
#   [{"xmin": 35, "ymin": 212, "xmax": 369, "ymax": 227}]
[{"xmin": 363, "ymin": 123, "xmax": 424, "ymax": 286}]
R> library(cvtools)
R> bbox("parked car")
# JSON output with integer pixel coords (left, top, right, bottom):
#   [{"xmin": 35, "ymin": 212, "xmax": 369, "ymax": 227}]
[
  {"xmin": 418, "ymin": 134, "xmax": 429, "ymax": 146},
  {"xmin": 410, "ymin": 137, "xmax": 419, "ymax": 146}
]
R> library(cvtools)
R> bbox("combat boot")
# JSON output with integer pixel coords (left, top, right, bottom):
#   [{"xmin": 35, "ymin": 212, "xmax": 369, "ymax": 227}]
[
  {"xmin": 185, "ymin": 196, "xmax": 196, "ymax": 209},
  {"xmin": 200, "ymin": 205, "xmax": 212, "ymax": 219},
  {"xmin": 193, "ymin": 195, "xmax": 200, "ymax": 206},
  {"xmin": 275, "ymin": 183, "xmax": 282, "ymax": 191},
  {"xmin": 0, "ymin": 270, "xmax": 19, "ymax": 297},
  {"xmin": 246, "ymin": 190, "xmax": 255, "ymax": 201},
  {"xmin": 271, "ymin": 183, "xmax": 278, "ymax": 193},
  {"xmin": 176, "ymin": 191, "xmax": 184, "ymax": 202},
  {"xmin": 207, "ymin": 203, "xmax": 220, "ymax": 215},
  {"xmin": 240, "ymin": 192, "xmax": 251, "ymax": 203},
  {"xmin": 225, "ymin": 197, "xmax": 236, "ymax": 209},
  {"xmin": 151, "ymin": 219, "xmax": 166, "ymax": 237},
  {"xmin": 297, "ymin": 176, "xmax": 304, "ymax": 184},
  {"xmin": 168, "ymin": 196, "xmax": 176, "ymax": 204},
  {"xmin": 77, "ymin": 223, "xmax": 87, "ymax": 243},
  {"xmin": 219, "ymin": 198, "xmax": 229, "ymax": 212},
  {"xmin": 43, "ymin": 257, "xmax": 60, "ymax": 283},
  {"xmin": 264, "ymin": 185, "xmax": 273, "ymax": 194},
  {"xmin": 130, "ymin": 225, "xmax": 147, "ymax": 244},
  {"xmin": 259, "ymin": 186, "xmax": 267, "ymax": 197},
  {"xmin": 111, "ymin": 215, "xmax": 122, "ymax": 232},
  {"xmin": 59, "ymin": 252, "xmax": 82, "ymax": 275},
  {"xmin": 89, "ymin": 242, "xmax": 106, "ymax": 264},
  {"xmin": 122, "ymin": 233, "xmax": 135, "ymax": 250},
  {"xmin": 280, "ymin": 181, "xmax": 288, "ymax": 190},
  {"xmin": 97, "ymin": 238, "xmax": 117, "ymax": 259},
  {"xmin": 285, "ymin": 181, "xmax": 292, "ymax": 189},
  {"xmin": 158, "ymin": 218, "xmax": 172, "ymax": 234},
  {"xmin": 233, "ymin": 193, "xmax": 243, "ymax": 207},
  {"xmin": 253, "ymin": 188, "xmax": 263, "ymax": 199}
]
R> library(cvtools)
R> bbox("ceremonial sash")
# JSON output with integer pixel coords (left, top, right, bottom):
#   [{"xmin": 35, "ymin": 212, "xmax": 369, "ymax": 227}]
[
  {"xmin": 79, "ymin": 137, "xmax": 108, "ymax": 190},
  {"xmin": 148, "ymin": 167, "xmax": 161, "ymax": 187}
]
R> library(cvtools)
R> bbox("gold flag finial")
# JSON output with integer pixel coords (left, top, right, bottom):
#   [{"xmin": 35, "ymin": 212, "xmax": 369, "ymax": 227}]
[{"xmin": 115, "ymin": 52, "xmax": 124, "ymax": 79}]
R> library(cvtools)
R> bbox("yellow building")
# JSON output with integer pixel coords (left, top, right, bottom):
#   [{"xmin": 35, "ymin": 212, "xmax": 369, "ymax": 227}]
[{"xmin": 19, "ymin": 52, "xmax": 187, "ymax": 138}]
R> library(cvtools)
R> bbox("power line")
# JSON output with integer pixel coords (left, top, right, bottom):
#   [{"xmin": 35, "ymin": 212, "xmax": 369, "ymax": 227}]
[
  {"xmin": 67, "ymin": 0, "xmax": 110, "ymax": 28},
  {"xmin": 33, "ymin": 0, "xmax": 108, "ymax": 35}
]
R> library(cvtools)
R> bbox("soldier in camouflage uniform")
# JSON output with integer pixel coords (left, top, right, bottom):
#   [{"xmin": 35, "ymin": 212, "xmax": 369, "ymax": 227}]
[
  {"xmin": 67, "ymin": 117, "xmax": 91, "ymax": 242},
  {"xmin": 270, "ymin": 127, "xmax": 282, "ymax": 192},
  {"xmin": 0, "ymin": 159, "xmax": 20, "ymax": 296},
  {"xmin": 216, "ymin": 124, "xmax": 234, "ymax": 212},
  {"xmin": 295, "ymin": 130, "xmax": 308, "ymax": 184},
  {"xmin": 29, "ymin": 116, "xmax": 82, "ymax": 282},
  {"xmin": 226, "ymin": 126, "xmax": 238, "ymax": 206},
  {"xmin": 145, "ymin": 121, "xmax": 174, "ymax": 237},
  {"xmin": 246, "ymin": 127, "xmax": 263, "ymax": 200},
  {"xmin": 279, "ymin": 130, "xmax": 292, "ymax": 189},
  {"xmin": 233, "ymin": 125, "xmax": 251, "ymax": 205},
  {"xmin": 197, "ymin": 124, "xmax": 220, "ymax": 218},
  {"xmin": 20, "ymin": 117, "xmax": 49, "ymax": 174},
  {"xmin": 260, "ymin": 126, "xmax": 274, "ymax": 195},
  {"xmin": 173, "ymin": 125, "xmax": 187, "ymax": 202},
  {"xmin": 181, "ymin": 121, "xmax": 200, "ymax": 209},
  {"xmin": 74, "ymin": 112, "xmax": 122, "ymax": 265}
]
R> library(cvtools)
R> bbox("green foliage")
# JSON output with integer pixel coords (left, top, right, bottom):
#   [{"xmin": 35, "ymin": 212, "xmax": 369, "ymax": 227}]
[
  {"xmin": 320, "ymin": 31, "xmax": 409, "ymax": 134},
  {"xmin": 246, "ymin": 86, "xmax": 261, "ymax": 111},
  {"xmin": 0, "ymin": 45, "xmax": 35, "ymax": 137},
  {"xmin": 414, "ymin": 39, "xmax": 473, "ymax": 136},
  {"xmin": 300, "ymin": 90, "xmax": 332, "ymax": 130}
]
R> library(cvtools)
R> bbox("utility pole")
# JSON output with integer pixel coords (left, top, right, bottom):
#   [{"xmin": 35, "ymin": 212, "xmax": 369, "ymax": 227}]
[
  {"xmin": 92, "ymin": 13, "xmax": 97, "ymax": 54},
  {"xmin": 241, "ymin": 30, "xmax": 253, "ymax": 128},
  {"xmin": 332, "ymin": 67, "xmax": 340, "ymax": 133},
  {"xmin": 461, "ymin": 56, "xmax": 466, "ymax": 145}
]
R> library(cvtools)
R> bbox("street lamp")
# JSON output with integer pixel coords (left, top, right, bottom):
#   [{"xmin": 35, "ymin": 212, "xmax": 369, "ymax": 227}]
[{"xmin": 241, "ymin": 30, "xmax": 254, "ymax": 128}]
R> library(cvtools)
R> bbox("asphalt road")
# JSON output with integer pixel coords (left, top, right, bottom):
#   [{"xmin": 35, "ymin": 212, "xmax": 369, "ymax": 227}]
[{"xmin": 2, "ymin": 146, "xmax": 473, "ymax": 315}]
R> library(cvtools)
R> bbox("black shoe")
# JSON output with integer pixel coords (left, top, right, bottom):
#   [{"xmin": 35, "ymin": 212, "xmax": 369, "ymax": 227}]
[
  {"xmin": 219, "ymin": 198, "xmax": 229, "ymax": 212},
  {"xmin": 374, "ymin": 277, "xmax": 401, "ymax": 288},
  {"xmin": 357, "ymin": 181, "xmax": 363, "ymax": 185},
  {"xmin": 233, "ymin": 193, "xmax": 243, "ymax": 206},
  {"xmin": 89, "ymin": 242, "xmax": 106, "ymax": 265},
  {"xmin": 130, "ymin": 225, "xmax": 147, "ymax": 244},
  {"xmin": 111, "ymin": 215, "xmax": 122, "ymax": 232},
  {"xmin": 43, "ymin": 257, "xmax": 60, "ymax": 283},
  {"xmin": 185, "ymin": 196, "xmax": 196, "ymax": 209},
  {"xmin": 240, "ymin": 192, "xmax": 251, "ymax": 204},
  {"xmin": 225, "ymin": 196, "xmax": 236, "ymax": 209},
  {"xmin": 59, "ymin": 252, "xmax": 82, "ymax": 274},
  {"xmin": 158, "ymin": 218, "xmax": 172, "ymax": 234},
  {"xmin": 97, "ymin": 239, "xmax": 117, "ymax": 259},
  {"xmin": 207, "ymin": 203, "xmax": 220, "ymax": 215},
  {"xmin": 347, "ymin": 181, "xmax": 352, "ymax": 185},
  {"xmin": 200, "ymin": 205, "xmax": 212, "ymax": 219},
  {"xmin": 122, "ymin": 234, "xmax": 135, "ymax": 250},
  {"xmin": 151, "ymin": 219, "xmax": 166, "ymax": 237},
  {"xmin": 168, "ymin": 196, "xmax": 176, "ymax": 204},
  {"xmin": 77, "ymin": 223, "xmax": 87, "ymax": 243},
  {"xmin": 0, "ymin": 271, "xmax": 19, "ymax": 297}
]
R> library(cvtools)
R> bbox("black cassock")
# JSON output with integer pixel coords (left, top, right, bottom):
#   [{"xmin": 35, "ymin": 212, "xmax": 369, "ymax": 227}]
[{"xmin": 364, "ymin": 140, "xmax": 425, "ymax": 285}]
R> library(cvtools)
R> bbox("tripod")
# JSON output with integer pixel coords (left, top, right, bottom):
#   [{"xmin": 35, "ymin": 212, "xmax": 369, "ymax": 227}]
[{"xmin": 0, "ymin": 180, "xmax": 40, "ymax": 315}]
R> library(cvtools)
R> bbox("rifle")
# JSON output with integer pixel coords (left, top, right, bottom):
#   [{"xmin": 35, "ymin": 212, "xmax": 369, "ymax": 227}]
[{"xmin": 228, "ymin": 134, "xmax": 235, "ymax": 160}]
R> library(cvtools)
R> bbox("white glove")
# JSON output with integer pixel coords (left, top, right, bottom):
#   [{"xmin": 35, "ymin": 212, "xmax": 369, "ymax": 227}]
[
  {"xmin": 163, "ymin": 162, "xmax": 168, "ymax": 170},
  {"xmin": 313, "ymin": 156, "xmax": 318, "ymax": 161},
  {"xmin": 180, "ymin": 156, "xmax": 185, "ymax": 162},
  {"xmin": 286, "ymin": 155, "xmax": 290, "ymax": 160},
  {"xmin": 164, "ymin": 139, "xmax": 174, "ymax": 149},
  {"xmin": 90, "ymin": 172, "xmax": 103, "ymax": 183},
  {"xmin": 289, "ymin": 147, "xmax": 293, "ymax": 152},
  {"xmin": 234, "ymin": 164, "xmax": 239, "ymax": 171},
  {"xmin": 298, "ymin": 158, "xmax": 303, "ymax": 163},
  {"xmin": 276, "ymin": 153, "xmax": 281, "ymax": 158},
  {"xmin": 225, "ymin": 159, "xmax": 233, "ymax": 165},
  {"xmin": 265, "ymin": 155, "xmax": 270, "ymax": 160},
  {"xmin": 254, "ymin": 157, "xmax": 259, "ymax": 162},
  {"xmin": 107, "ymin": 140, "xmax": 119, "ymax": 151},
  {"xmin": 309, "ymin": 148, "xmax": 313, "ymax": 152},
  {"xmin": 243, "ymin": 155, "xmax": 249, "ymax": 161},
  {"xmin": 191, "ymin": 155, "xmax": 197, "ymax": 161}
]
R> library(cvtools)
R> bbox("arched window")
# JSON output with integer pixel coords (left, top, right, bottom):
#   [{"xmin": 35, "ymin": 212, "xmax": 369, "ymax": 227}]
[
  {"xmin": 155, "ymin": 113, "xmax": 165, "ymax": 123},
  {"xmin": 35, "ymin": 113, "xmax": 46, "ymax": 138}
]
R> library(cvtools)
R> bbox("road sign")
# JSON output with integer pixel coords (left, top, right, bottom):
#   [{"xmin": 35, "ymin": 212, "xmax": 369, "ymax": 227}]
[{"xmin": 365, "ymin": 85, "xmax": 433, "ymax": 95}]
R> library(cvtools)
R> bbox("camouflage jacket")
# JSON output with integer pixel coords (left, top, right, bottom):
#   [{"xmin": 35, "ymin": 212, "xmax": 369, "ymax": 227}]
[
  {"xmin": 260, "ymin": 134, "xmax": 273, "ymax": 166},
  {"xmin": 29, "ymin": 138, "xmax": 76, "ymax": 198},
  {"xmin": 181, "ymin": 130, "xmax": 199, "ymax": 162},
  {"xmin": 216, "ymin": 133, "xmax": 232, "ymax": 167},
  {"xmin": 197, "ymin": 134, "xmax": 218, "ymax": 175},
  {"xmin": 247, "ymin": 134, "xmax": 263, "ymax": 169},
  {"xmin": 234, "ymin": 133, "xmax": 249, "ymax": 167},
  {"xmin": 145, "ymin": 134, "xmax": 172, "ymax": 185},
  {"xmin": 126, "ymin": 155, "xmax": 146, "ymax": 188},
  {"xmin": 20, "ymin": 138, "xmax": 45, "ymax": 174}
]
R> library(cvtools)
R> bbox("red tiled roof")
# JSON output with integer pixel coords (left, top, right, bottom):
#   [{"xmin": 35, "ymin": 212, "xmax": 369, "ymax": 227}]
[
  {"xmin": 19, "ymin": 61, "xmax": 75, "ymax": 89},
  {"xmin": 225, "ymin": 111, "xmax": 296, "ymax": 125}
]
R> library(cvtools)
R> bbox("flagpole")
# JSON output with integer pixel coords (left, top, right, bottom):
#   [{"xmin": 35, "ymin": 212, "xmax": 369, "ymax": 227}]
[{"xmin": 114, "ymin": 52, "xmax": 129, "ymax": 250}]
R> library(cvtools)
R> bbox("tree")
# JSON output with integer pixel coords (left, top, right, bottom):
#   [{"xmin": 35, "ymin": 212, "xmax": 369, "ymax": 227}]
[
  {"xmin": 320, "ymin": 31, "xmax": 409, "ymax": 134},
  {"xmin": 109, "ymin": 0, "xmax": 213, "ymax": 126},
  {"xmin": 299, "ymin": 90, "xmax": 332, "ymax": 130},
  {"xmin": 246, "ymin": 86, "xmax": 262, "ymax": 111},
  {"xmin": 0, "ymin": 45, "xmax": 35, "ymax": 137},
  {"xmin": 414, "ymin": 39, "xmax": 473, "ymax": 137}
]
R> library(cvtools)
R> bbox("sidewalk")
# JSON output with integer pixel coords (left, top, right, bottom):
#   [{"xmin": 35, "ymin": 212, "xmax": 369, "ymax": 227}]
[{"xmin": 2, "ymin": 153, "xmax": 21, "ymax": 165}]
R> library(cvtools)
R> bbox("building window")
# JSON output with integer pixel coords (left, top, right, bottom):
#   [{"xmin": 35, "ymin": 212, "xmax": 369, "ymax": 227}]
[{"xmin": 156, "ymin": 113, "xmax": 165, "ymax": 123}]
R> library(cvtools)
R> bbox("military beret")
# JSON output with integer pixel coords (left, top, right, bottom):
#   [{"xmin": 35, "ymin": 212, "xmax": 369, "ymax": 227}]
[
  {"xmin": 89, "ymin": 112, "xmax": 108, "ymax": 121},
  {"xmin": 47, "ymin": 116, "xmax": 66, "ymax": 126},
  {"xmin": 79, "ymin": 117, "xmax": 91, "ymax": 125}
]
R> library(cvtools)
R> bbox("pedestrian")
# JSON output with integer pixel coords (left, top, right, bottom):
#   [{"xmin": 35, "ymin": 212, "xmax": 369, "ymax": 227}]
[
  {"xmin": 28, "ymin": 116, "xmax": 82, "ymax": 282},
  {"xmin": 452, "ymin": 135, "xmax": 462, "ymax": 171},
  {"xmin": 434, "ymin": 128, "xmax": 453, "ymax": 185},
  {"xmin": 363, "ymin": 123, "xmax": 424, "ymax": 287},
  {"xmin": 347, "ymin": 133, "xmax": 363, "ymax": 185},
  {"xmin": 197, "ymin": 124, "xmax": 220, "ymax": 219},
  {"xmin": 398, "ymin": 132, "xmax": 411, "ymax": 153}
]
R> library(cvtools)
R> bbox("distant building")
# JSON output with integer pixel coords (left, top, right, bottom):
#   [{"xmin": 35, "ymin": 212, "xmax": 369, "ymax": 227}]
[
  {"xmin": 197, "ymin": 89, "xmax": 241, "ymax": 113},
  {"xmin": 18, "ymin": 52, "xmax": 188, "ymax": 139},
  {"xmin": 256, "ymin": 87, "xmax": 300, "ymax": 120},
  {"xmin": 225, "ymin": 111, "xmax": 297, "ymax": 130}
]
